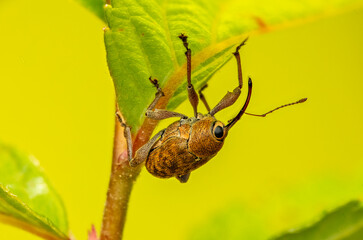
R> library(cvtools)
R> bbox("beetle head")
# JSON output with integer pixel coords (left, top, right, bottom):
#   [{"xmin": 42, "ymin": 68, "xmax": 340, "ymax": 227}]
[
  {"xmin": 188, "ymin": 116, "xmax": 228, "ymax": 158},
  {"xmin": 187, "ymin": 78, "xmax": 252, "ymax": 159}
]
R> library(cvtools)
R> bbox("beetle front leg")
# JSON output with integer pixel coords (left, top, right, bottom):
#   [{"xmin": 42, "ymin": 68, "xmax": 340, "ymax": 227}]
[
  {"xmin": 210, "ymin": 38, "xmax": 248, "ymax": 116},
  {"xmin": 146, "ymin": 77, "xmax": 188, "ymax": 120},
  {"xmin": 179, "ymin": 34, "xmax": 199, "ymax": 118}
]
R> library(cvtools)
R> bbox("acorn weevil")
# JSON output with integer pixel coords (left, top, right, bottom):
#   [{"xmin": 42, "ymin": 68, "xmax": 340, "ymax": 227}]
[{"xmin": 117, "ymin": 34, "xmax": 307, "ymax": 183}]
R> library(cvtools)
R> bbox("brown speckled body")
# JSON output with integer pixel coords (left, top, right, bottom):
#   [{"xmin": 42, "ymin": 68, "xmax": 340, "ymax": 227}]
[{"xmin": 145, "ymin": 115, "xmax": 226, "ymax": 179}]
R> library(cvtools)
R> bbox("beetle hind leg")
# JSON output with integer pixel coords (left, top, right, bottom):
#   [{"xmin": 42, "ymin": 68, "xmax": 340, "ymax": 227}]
[
  {"xmin": 116, "ymin": 111, "xmax": 133, "ymax": 164},
  {"xmin": 130, "ymin": 129, "xmax": 165, "ymax": 167},
  {"xmin": 116, "ymin": 111, "xmax": 166, "ymax": 167}
]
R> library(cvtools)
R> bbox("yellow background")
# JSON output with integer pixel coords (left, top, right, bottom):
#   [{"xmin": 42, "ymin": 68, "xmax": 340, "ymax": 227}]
[{"xmin": 0, "ymin": 0, "xmax": 363, "ymax": 239}]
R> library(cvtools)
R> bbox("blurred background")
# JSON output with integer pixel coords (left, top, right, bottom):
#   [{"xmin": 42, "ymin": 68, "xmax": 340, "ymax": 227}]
[{"xmin": 0, "ymin": 0, "xmax": 362, "ymax": 239}]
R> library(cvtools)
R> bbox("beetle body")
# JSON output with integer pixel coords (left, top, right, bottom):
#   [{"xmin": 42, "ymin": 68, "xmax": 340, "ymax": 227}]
[
  {"xmin": 145, "ymin": 115, "xmax": 227, "ymax": 179},
  {"xmin": 117, "ymin": 34, "xmax": 306, "ymax": 183}
]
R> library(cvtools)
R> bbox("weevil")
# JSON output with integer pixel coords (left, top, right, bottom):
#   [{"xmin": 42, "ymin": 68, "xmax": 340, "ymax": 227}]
[{"xmin": 117, "ymin": 34, "xmax": 307, "ymax": 183}]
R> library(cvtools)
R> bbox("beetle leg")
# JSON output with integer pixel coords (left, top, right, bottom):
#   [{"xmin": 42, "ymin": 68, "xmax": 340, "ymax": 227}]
[
  {"xmin": 146, "ymin": 77, "xmax": 188, "ymax": 120},
  {"xmin": 146, "ymin": 76, "xmax": 164, "ymax": 111},
  {"xmin": 130, "ymin": 129, "xmax": 165, "ymax": 167},
  {"xmin": 179, "ymin": 34, "xmax": 199, "ymax": 118},
  {"xmin": 146, "ymin": 109, "xmax": 188, "ymax": 120},
  {"xmin": 116, "ymin": 112, "xmax": 133, "ymax": 162},
  {"xmin": 176, "ymin": 172, "xmax": 190, "ymax": 183},
  {"xmin": 198, "ymin": 84, "xmax": 211, "ymax": 112},
  {"xmin": 210, "ymin": 38, "xmax": 248, "ymax": 116},
  {"xmin": 116, "ymin": 111, "xmax": 166, "ymax": 167}
]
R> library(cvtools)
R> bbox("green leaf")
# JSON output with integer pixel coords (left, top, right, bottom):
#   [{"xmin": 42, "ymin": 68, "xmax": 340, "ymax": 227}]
[
  {"xmin": 188, "ymin": 201, "xmax": 363, "ymax": 240},
  {"xmin": 272, "ymin": 201, "xmax": 363, "ymax": 240},
  {"xmin": 0, "ymin": 143, "xmax": 68, "ymax": 240},
  {"xmin": 188, "ymin": 203, "xmax": 266, "ymax": 240},
  {"xmin": 75, "ymin": 0, "xmax": 105, "ymax": 20},
  {"xmin": 104, "ymin": 0, "xmax": 363, "ymax": 131}
]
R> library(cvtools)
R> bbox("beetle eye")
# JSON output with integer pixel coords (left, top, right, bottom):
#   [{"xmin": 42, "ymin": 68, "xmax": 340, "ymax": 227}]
[{"xmin": 214, "ymin": 126, "xmax": 224, "ymax": 139}]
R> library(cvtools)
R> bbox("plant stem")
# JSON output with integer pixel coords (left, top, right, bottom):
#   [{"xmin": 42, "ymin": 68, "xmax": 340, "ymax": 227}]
[
  {"xmin": 100, "ymin": 113, "xmax": 157, "ymax": 240},
  {"xmin": 100, "ymin": 117, "xmax": 139, "ymax": 240}
]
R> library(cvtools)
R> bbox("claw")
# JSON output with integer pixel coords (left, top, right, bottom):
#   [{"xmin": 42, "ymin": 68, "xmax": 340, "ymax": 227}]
[
  {"xmin": 149, "ymin": 76, "xmax": 159, "ymax": 88},
  {"xmin": 178, "ymin": 33, "xmax": 189, "ymax": 51},
  {"xmin": 234, "ymin": 37, "xmax": 249, "ymax": 54}
]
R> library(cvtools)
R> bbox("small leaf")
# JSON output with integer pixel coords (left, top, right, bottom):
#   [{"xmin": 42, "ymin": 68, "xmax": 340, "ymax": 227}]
[
  {"xmin": 272, "ymin": 201, "xmax": 363, "ymax": 240},
  {"xmin": 0, "ymin": 143, "xmax": 68, "ymax": 240},
  {"xmin": 88, "ymin": 225, "xmax": 99, "ymax": 240},
  {"xmin": 104, "ymin": 0, "xmax": 363, "ymax": 132}
]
